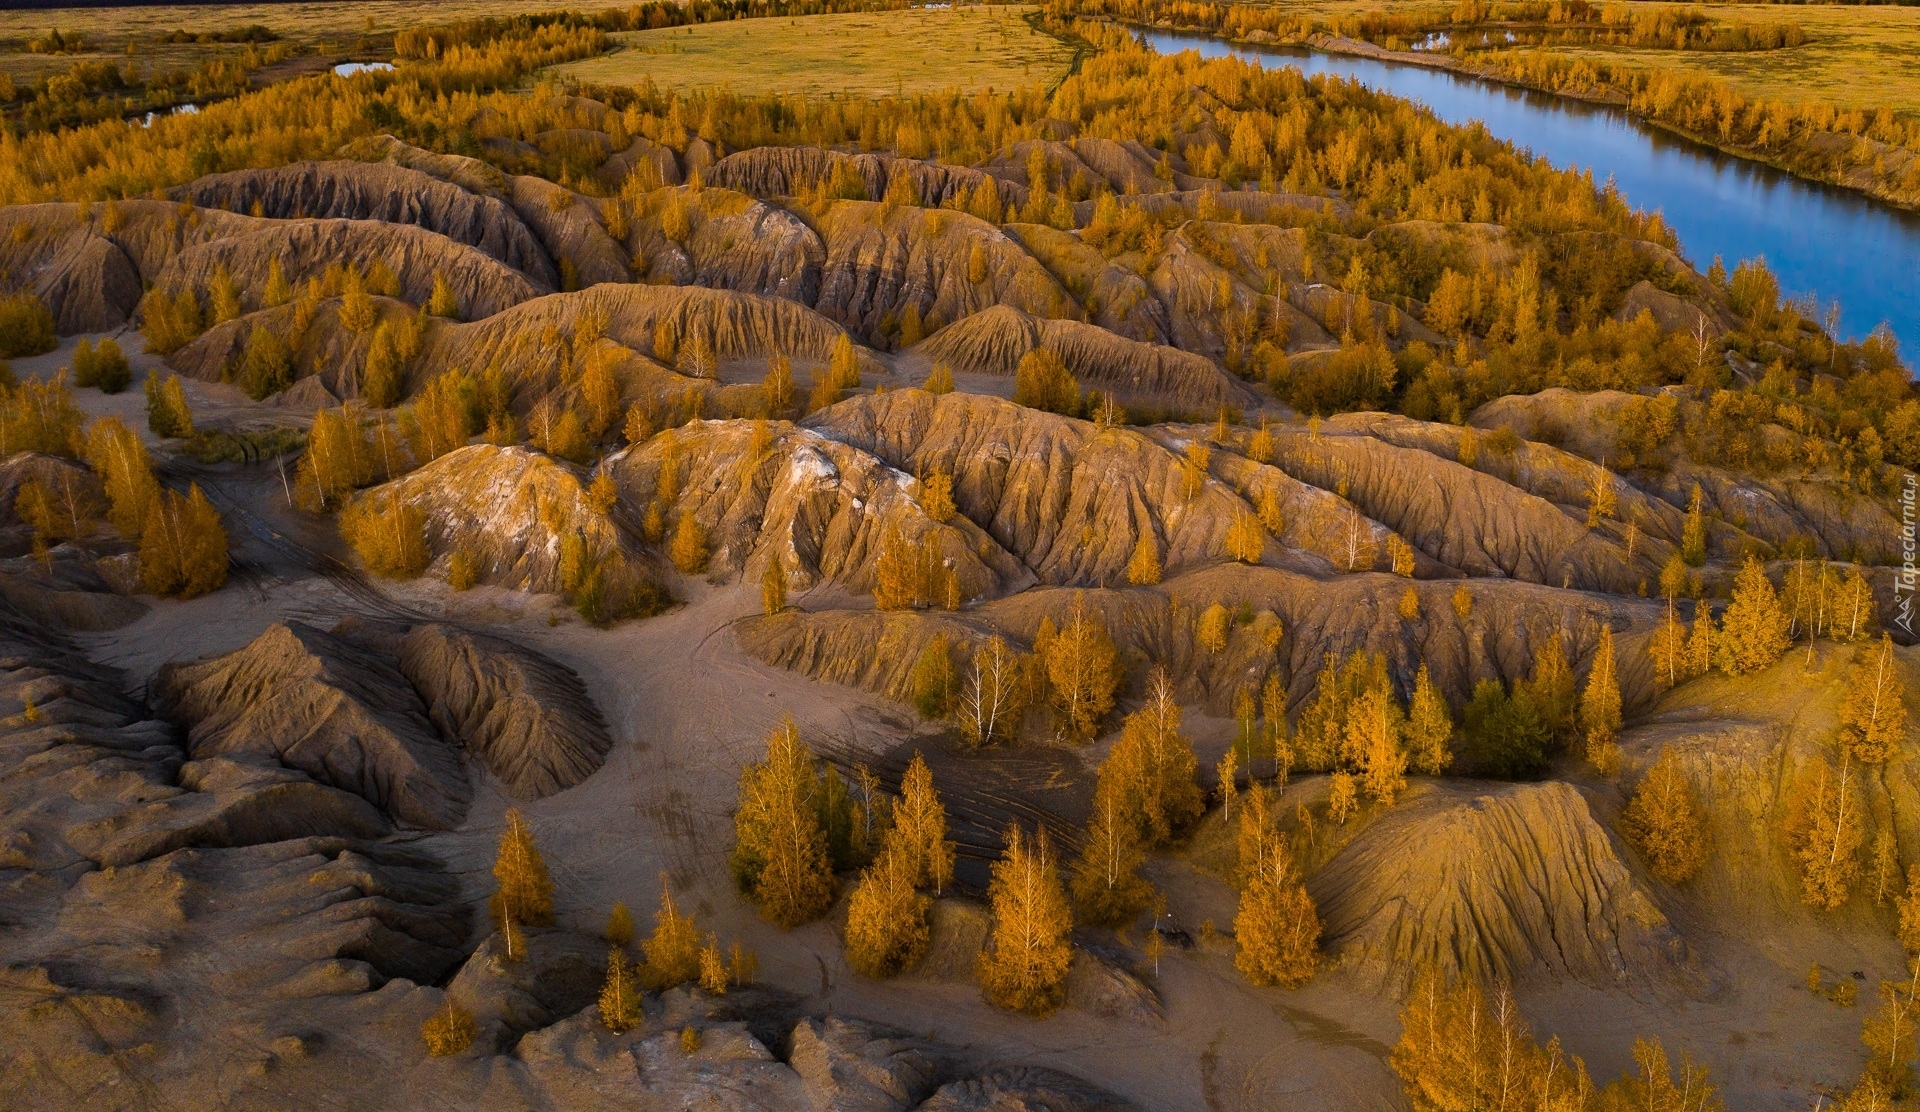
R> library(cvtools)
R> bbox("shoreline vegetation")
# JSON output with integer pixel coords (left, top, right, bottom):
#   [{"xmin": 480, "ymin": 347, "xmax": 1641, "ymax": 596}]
[
  {"xmin": 1050, "ymin": 0, "xmax": 1920, "ymax": 210},
  {"xmin": 4, "ymin": 0, "xmax": 1912, "ymax": 209}
]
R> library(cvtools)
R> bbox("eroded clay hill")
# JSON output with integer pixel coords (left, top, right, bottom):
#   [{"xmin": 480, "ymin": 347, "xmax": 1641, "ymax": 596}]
[
  {"xmin": 0, "ymin": 567, "xmax": 1135, "ymax": 1112},
  {"xmin": 1309, "ymin": 780, "xmax": 1688, "ymax": 987},
  {"xmin": 156, "ymin": 617, "xmax": 616, "ymax": 828},
  {"xmin": 3, "ymin": 57, "xmax": 1909, "ymax": 1112}
]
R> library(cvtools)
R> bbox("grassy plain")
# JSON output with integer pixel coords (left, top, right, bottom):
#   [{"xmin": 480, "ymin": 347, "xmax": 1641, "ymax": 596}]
[
  {"xmin": 0, "ymin": 0, "xmax": 632, "ymax": 101},
  {"xmin": 1541, "ymin": 3, "xmax": 1920, "ymax": 119},
  {"xmin": 547, "ymin": 6, "xmax": 1078, "ymax": 97},
  {"xmin": 0, "ymin": 0, "xmax": 562, "ymax": 46},
  {"xmin": 1231, "ymin": 0, "xmax": 1920, "ymax": 119}
]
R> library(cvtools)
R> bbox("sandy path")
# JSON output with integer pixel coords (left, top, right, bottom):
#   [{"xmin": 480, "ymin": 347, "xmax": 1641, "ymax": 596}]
[{"xmin": 17, "ymin": 337, "xmax": 1881, "ymax": 1111}]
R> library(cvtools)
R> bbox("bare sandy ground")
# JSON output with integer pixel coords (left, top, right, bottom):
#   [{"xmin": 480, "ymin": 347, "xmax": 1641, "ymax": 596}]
[{"xmin": 14, "ymin": 337, "xmax": 1896, "ymax": 1111}]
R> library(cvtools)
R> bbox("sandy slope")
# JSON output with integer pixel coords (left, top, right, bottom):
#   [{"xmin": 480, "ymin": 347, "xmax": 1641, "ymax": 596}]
[{"xmin": 5, "ymin": 349, "xmax": 1900, "ymax": 1111}]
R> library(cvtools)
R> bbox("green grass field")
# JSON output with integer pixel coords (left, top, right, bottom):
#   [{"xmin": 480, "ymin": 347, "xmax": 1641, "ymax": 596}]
[{"xmin": 547, "ymin": 7, "xmax": 1078, "ymax": 98}]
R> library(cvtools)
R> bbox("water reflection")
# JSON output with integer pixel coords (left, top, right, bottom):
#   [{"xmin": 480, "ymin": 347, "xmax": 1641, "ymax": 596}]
[{"xmin": 136, "ymin": 102, "xmax": 199, "ymax": 127}]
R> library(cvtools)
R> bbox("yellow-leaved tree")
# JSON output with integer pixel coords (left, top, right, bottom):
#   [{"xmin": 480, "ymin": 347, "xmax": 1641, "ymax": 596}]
[
  {"xmin": 1126, "ymin": 528, "xmax": 1162, "ymax": 586},
  {"xmin": 139, "ymin": 484, "xmax": 229, "ymax": 599},
  {"xmin": 843, "ymin": 845, "xmax": 931, "ymax": 979},
  {"xmin": 144, "ymin": 372, "xmax": 194, "ymax": 439},
  {"xmin": 1647, "ymin": 597, "xmax": 1688, "ymax": 691},
  {"xmin": 1042, "ymin": 596, "xmax": 1120, "ymax": 743},
  {"xmin": 1789, "ymin": 753, "xmax": 1865, "ymax": 910},
  {"xmin": 340, "ymin": 488, "xmax": 430, "ymax": 579},
  {"xmin": 1101, "ymin": 668, "xmax": 1204, "ymax": 846},
  {"xmin": 1580, "ymin": 624, "xmax": 1622, "ymax": 771},
  {"xmin": 887, "ymin": 753, "xmax": 955, "ymax": 895},
  {"xmin": 1716, "ymin": 556, "xmax": 1791, "ymax": 676},
  {"xmin": 82, "ymin": 416, "xmax": 159, "ymax": 539},
  {"xmin": 1390, "ymin": 967, "xmax": 1592, "ymax": 1111},
  {"xmin": 640, "ymin": 878, "xmax": 701, "ymax": 990},
  {"xmin": 598, "ymin": 948, "xmax": 641, "ymax": 1032},
  {"xmin": 1840, "ymin": 635, "xmax": 1907, "ymax": 764},
  {"xmin": 957, "ymin": 634, "xmax": 1026, "ymax": 748},
  {"xmin": 1405, "ymin": 663, "xmax": 1454, "ymax": 776},
  {"xmin": 421, "ymin": 998, "xmax": 476, "ymax": 1056},
  {"xmin": 730, "ymin": 717, "xmax": 836, "ymax": 928},
  {"xmin": 978, "ymin": 823, "xmax": 1074, "ymax": 1016},
  {"xmin": 761, "ymin": 554, "xmax": 788, "ymax": 615},
  {"xmin": 490, "ymin": 807, "xmax": 554, "ymax": 935},
  {"xmin": 1232, "ymin": 785, "xmax": 1320, "ymax": 988},
  {"xmin": 1226, "ymin": 510, "xmax": 1266, "ymax": 564},
  {"xmin": 1620, "ymin": 747, "xmax": 1707, "ymax": 884},
  {"xmin": 1069, "ymin": 778, "xmax": 1151, "ymax": 927}
]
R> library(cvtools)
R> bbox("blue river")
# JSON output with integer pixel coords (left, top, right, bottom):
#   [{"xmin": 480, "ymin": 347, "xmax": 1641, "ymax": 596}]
[{"xmin": 1143, "ymin": 30, "xmax": 1920, "ymax": 350}]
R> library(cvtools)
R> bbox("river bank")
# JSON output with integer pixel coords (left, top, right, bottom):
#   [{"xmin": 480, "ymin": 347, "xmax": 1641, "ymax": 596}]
[
  {"xmin": 1119, "ymin": 16, "xmax": 1919, "ymax": 213},
  {"xmin": 1138, "ymin": 27, "xmax": 1920, "ymax": 344},
  {"xmin": 1298, "ymin": 29, "xmax": 1920, "ymax": 212}
]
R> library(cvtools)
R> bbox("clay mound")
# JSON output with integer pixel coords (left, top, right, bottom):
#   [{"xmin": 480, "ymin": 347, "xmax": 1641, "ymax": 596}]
[
  {"xmin": 171, "ymin": 161, "xmax": 559, "ymax": 286},
  {"xmin": 1328, "ymin": 409, "xmax": 1691, "ymax": 552},
  {"xmin": 0, "ymin": 453, "xmax": 103, "ymax": 527},
  {"xmin": 2, "ymin": 834, "xmax": 469, "ymax": 1107},
  {"xmin": 365, "ymin": 444, "xmax": 637, "ymax": 593},
  {"xmin": 1287, "ymin": 284, "xmax": 1442, "ymax": 350},
  {"xmin": 0, "ymin": 549, "xmax": 148, "ymax": 631},
  {"xmin": 1147, "ymin": 226, "xmax": 1327, "ymax": 361},
  {"xmin": 1473, "ymin": 389, "xmax": 1894, "ymax": 562},
  {"xmin": 595, "ymin": 135, "xmax": 684, "ymax": 192},
  {"xmin": 61, "ymin": 833, "xmax": 469, "ymax": 985},
  {"xmin": 447, "ymin": 927, "xmax": 607, "ymax": 1050},
  {"xmin": 69, "ymin": 199, "xmax": 264, "ymax": 279},
  {"xmin": 271, "ymin": 373, "xmax": 342, "ymax": 410},
  {"xmin": 341, "ymin": 133, "xmax": 512, "ymax": 198},
  {"xmin": 788, "ymin": 1016, "xmax": 949, "ymax": 1110},
  {"xmin": 807, "ymin": 391, "xmax": 1277, "ymax": 586},
  {"xmin": 811, "ymin": 201, "xmax": 1079, "ymax": 345},
  {"xmin": 0, "ymin": 587, "xmax": 470, "ymax": 1075},
  {"xmin": 168, "ymin": 295, "xmax": 420, "ymax": 397},
  {"xmin": 982, "ymin": 137, "xmax": 1198, "ymax": 197},
  {"xmin": 745, "ymin": 563, "xmax": 1656, "ymax": 721},
  {"xmin": 1611, "ymin": 645, "xmax": 1918, "ymax": 924},
  {"xmin": 1244, "ymin": 421, "xmax": 1659, "ymax": 593},
  {"xmin": 707, "ymin": 145, "xmax": 1029, "ymax": 212},
  {"xmin": 603, "ymin": 418, "xmax": 1030, "ymax": 600},
  {"xmin": 1368, "ymin": 219, "xmax": 1514, "ymax": 272},
  {"xmin": 739, "ymin": 608, "xmax": 985, "ymax": 703},
  {"xmin": 419, "ymin": 284, "xmax": 873, "ymax": 402},
  {"xmin": 509, "ymin": 175, "xmax": 631, "ymax": 287},
  {"xmin": 627, "ymin": 185, "xmax": 823, "ymax": 303},
  {"xmin": 917, "ymin": 305, "xmax": 1253, "ymax": 411},
  {"xmin": 63, "ymin": 755, "xmax": 391, "ymax": 868},
  {"xmin": 155, "ymin": 621, "xmax": 471, "ymax": 830},
  {"xmin": 397, "ymin": 624, "xmax": 613, "ymax": 800},
  {"xmin": 1615, "ymin": 280, "xmax": 1732, "ymax": 338},
  {"xmin": 1002, "ymin": 223, "xmax": 1173, "ymax": 343},
  {"xmin": 0, "ymin": 204, "xmax": 145, "ymax": 332},
  {"xmin": 1068, "ymin": 185, "xmax": 1349, "ymax": 226},
  {"xmin": 919, "ymin": 1067, "xmax": 1132, "ymax": 1112},
  {"xmin": 1058, "ymin": 136, "xmax": 1177, "ymax": 196},
  {"xmin": 1310, "ymin": 780, "xmax": 1688, "ymax": 987},
  {"xmin": 0, "ymin": 200, "xmax": 282, "ymax": 325},
  {"xmin": 151, "ymin": 218, "xmax": 543, "ymax": 321}
]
